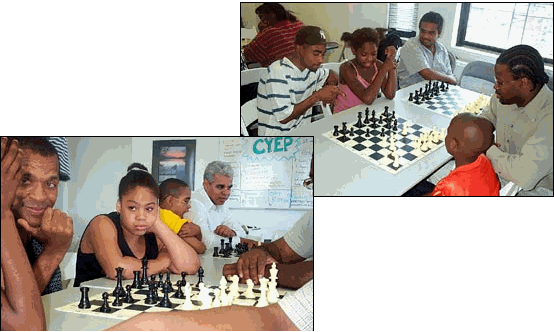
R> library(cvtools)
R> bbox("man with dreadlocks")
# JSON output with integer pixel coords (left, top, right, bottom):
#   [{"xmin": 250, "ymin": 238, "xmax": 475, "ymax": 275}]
[{"xmin": 478, "ymin": 44, "xmax": 553, "ymax": 196}]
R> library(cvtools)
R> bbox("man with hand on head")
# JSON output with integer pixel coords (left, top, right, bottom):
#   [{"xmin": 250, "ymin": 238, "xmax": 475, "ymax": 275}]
[
  {"xmin": 223, "ymin": 155, "xmax": 314, "ymax": 289},
  {"xmin": 479, "ymin": 44, "xmax": 553, "ymax": 196},
  {"xmin": 159, "ymin": 178, "xmax": 206, "ymax": 254},
  {"xmin": 428, "ymin": 114, "xmax": 500, "ymax": 196},
  {"xmin": 186, "ymin": 161, "xmax": 248, "ymax": 251},
  {"xmin": 397, "ymin": 11, "xmax": 456, "ymax": 89},
  {"xmin": 258, "ymin": 26, "xmax": 345, "ymax": 135}
]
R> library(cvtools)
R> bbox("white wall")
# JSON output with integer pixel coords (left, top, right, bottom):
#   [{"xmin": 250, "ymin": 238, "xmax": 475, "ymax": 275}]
[{"xmin": 62, "ymin": 137, "xmax": 308, "ymax": 252}]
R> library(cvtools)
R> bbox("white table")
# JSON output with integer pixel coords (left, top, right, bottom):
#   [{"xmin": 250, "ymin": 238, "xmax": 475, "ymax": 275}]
[{"xmin": 290, "ymin": 81, "xmax": 483, "ymax": 196}]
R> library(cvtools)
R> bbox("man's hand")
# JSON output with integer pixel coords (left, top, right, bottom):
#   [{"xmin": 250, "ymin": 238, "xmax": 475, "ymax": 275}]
[
  {"xmin": 214, "ymin": 225, "xmax": 236, "ymax": 238},
  {"xmin": 1, "ymin": 138, "xmax": 22, "ymax": 212},
  {"xmin": 316, "ymin": 85, "xmax": 345, "ymax": 106},
  {"xmin": 16, "ymin": 208, "xmax": 73, "ymax": 250},
  {"xmin": 223, "ymin": 248, "xmax": 277, "ymax": 285},
  {"xmin": 178, "ymin": 222, "xmax": 201, "ymax": 238}
]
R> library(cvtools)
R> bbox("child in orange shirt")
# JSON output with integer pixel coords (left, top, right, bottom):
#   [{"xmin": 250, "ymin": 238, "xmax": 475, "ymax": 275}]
[{"xmin": 430, "ymin": 113, "xmax": 500, "ymax": 196}]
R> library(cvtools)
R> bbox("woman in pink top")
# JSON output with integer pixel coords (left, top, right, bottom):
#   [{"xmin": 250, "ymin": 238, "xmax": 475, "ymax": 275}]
[{"xmin": 334, "ymin": 28, "xmax": 398, "ymax": 114}]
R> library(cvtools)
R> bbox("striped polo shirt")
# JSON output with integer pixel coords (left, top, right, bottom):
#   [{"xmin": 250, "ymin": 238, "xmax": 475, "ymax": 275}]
[
  {"xmin": 243, "ymin": 20, "xmax": 304, "ymax": 67},
  {"xmin": 257, "ymin": 57, "xmax": 329, "ymax": 136}
]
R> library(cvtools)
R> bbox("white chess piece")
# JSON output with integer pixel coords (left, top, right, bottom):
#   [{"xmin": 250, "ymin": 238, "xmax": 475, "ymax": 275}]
[
  {"xmin": 244, "ymin": 279, "xmax": 256, "ymax": 299},
  {"xmin": 392, "ymin": 152, "xmax": 400, "ymax": 168},
  {"xmin": 256, "ymin": 278, "xmax": 269, "ymax": 307},
  {"xmin": 402, "ymin": 121, "xmax": 409, "ymax": 136},
  {"xmin": 219, "ymin": 276, "xmax": 227, "ymax": 293},
  {"xmin": 219, "ymin": 287, "xmax": 229, "ymax": 306},
  {"xmin": 229, "ymin": 275, "xmax": 240, "ymax": 298},
  {"xmin": 199, "ymin": 285, "xmax": 212, "ymax": 309},
  {"xmin": 267, "ymin": 281, "xmax": 279, "ymax": 304},
  {"xmin": 440, "ymin": 128, "xmax": 446, "ymax": 140},
  {"xmin": 432, "ymin": 130, "xmax": 439, "ymax": 143},
  {"xmin": 269, "ymin": 263, "xmax": 278, "ymax": 281},
  {"xmin": 212, "ymin": 289, "xmax": 221, "ymax": 307},
  {"xmin": 389, "ymin": 136, "xmax": 395, "ymax": 151},
  {"xmin": 183, "ymin": 283, "xmax": 193, "ymax": 310}
]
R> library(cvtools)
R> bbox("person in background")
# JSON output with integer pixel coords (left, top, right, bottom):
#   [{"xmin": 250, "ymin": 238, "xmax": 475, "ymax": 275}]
[
  {"xmin": 397, "ymin": 11, "xmax": 456, "ymax": 89},
  {"xmin": 159, "ymin": 178, "xmax": 206, "ymax": 254},
  {"xmin": 257, "ymin": 26, "xmax": 344, "ymax": 136},
  {"xmin": 242, "ymin": 3, "xmax": 305, "ymax": 67},
  {"xmin": 334, "ymin": 27, "xmax": 397, "ymax": 113}
]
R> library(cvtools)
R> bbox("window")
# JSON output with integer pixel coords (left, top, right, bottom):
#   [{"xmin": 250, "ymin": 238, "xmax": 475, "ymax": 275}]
[
  {"xmin": 457, "ymin": 3, "xmax": 553, "ymax": 64},
  {"xmin": 387, "ymin": 3, "xmax": 419, "ymax": 38},
  {"xmin": 152, "ymin": 140, "xmax": 196, "ymax": 190}
]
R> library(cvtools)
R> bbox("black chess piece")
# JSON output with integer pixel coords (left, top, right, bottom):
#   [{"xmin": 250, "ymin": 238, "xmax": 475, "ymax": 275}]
[
  {"xmin": 419, "ymin": 87, "xmax": 423, "ymax": 95},
  {"xmin": 414, "ymin": 90, "xmax": 419, "ymax": 99},
  {"xmin": 333, "ymin": 125, "xmax": 339, "ymax": 136},
  {"xmin": 158, "ymin": 283, "xmax": 173, "ymax": 308},
  {"xmin": 220, "ymin": 239, "xmax": 225, "ymax": 255},
  {"xmin": 113, "ymin": 267, "xmax": 126, "ymax": 298},
  {"xmin": 165, "ymin": 271, "xmax": 174, "ymax": 292},
  {"xmin": 131, "ymin": 270, "xmax": 141, "ymax": 289},
  {"xmin": 392, "ymin": 123, "xmax": 398, "ymax": 131},
  {"xmin": 99, "ymin": 292, "xmax": 112, "ymax": 313},
  {"xmin": 365, "ymin": 128, "xmax": 370, "ymax": 137},
  {"xmin": 113, "ymin": 290, "xmax": 123, "ymax": 307},
  {"xmin": 446, "ymin": 82, "xmax": 449, "ymax": 90},
  {"xmin": 144, "ymin": 283, "xmax": 157, "ymax": 304},
  {"xmin": 380, "ymin": 128, "xmax": 385, "ymax": 137},
  {"xmin": 151, "ymin": 282, "xmax": 160, "ymax": 302},
  {"xmin": 213, "ymin": 246, "xmax": 219, "ymax": 257},
  {"xmin": 196, "ymin": 267, "xmax": 204, "ymax": 287},
  {"xmin": 342, "ymin": 122, "xmax": 348, "ymax": 135},
  {"xmin": 384, "ymin": 106, "xmax": 389, "ymax": 117},
  {"xmin": 440, "ymin": 81, "xmax": 445, "ymax": 91},
  {"xmin": 378, "ymin": 115, "xmax": 383, "ymax": 124},
  {"xmin": 181, "ymin": 272, "xmax": 187, "ymax": 287},
  {"xmin": 355, "ymin": 112, "xmax": 363, "ymax": 127},
  {"xmin": 158, "ymin": 272, "xmax": 164, "ymax": 288},
  {"xmin": 141, "ymin": 257, "xmax": 149, "ymax": 286},
  {"xmin": 174, "ymin": 280, "xmax": 185, "ymax": 299},
  {"xmin": 78, "ymin": 287, "xmax": 91, "ymax": 309},
  {"xmin": 409, "ymin": 92, "xmax": 413, "ymax": 101},
  {"xmin": 371, "ymin": 109, "xmax": 376, "ymax": 121},
  {"xmin": 228, "ymin": 237, "xmax": 233, "ymax": 250},
  {"xmin": 123, "ymin": 285, "xmax": 135, "ymax": 303},
  {"xmin": 363, "ymin": 108, "xmax": 370, "ymax": 124},
  {"xmin": 349, "ymin": 127, "xmax": 355, "ymax": 136}
]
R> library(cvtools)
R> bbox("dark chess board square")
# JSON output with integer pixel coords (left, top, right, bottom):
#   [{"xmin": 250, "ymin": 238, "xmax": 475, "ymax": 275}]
[
  {"xmin": 411, "ymin": 124, "xmax": 422, "ymax": 130},
  {"xmin": 369, "ymin": 136, "xmax": 382, "ymax": 143},
  {"xmin": 353, "ymin": 136, "xmax": 367, "ymax": 143},
  {"xmin": 369, "ymin": 152, "xmax": 385, "ymax": 160},
  {"xmin": 399, "ymin": 137, "xmax": 412, "ymax": 144},
  {"xmin": 397, "ymin": 117, "xmax": 406, "ymax": 124},
  {"xmin": 354, "ymin": 129, "xmax": 365, "ymax": 135},
  {"xmin": 337, "ymin": 136, "xmax": 350, "ymax": 143},
  {"xmin": 402, "ymin": 153, "xmax": 417, "ymax": 161},
  {"xmin": 352, "ymin": 143, "xmax": 367, "ymax": 151},
  {"xmin": 400, "ymin": 145, "xmax": 415, "ymax": 153},
  {"xmin": 90, "ymin": 299, "xmax": 105, "ymax": 306},
  {"xmin": 125, "ymin": 304, "xmax": 152, "ymax": 311},
  {"xmin": 427, "ymin": 105, "xmax": 438, "ymax": 110},
  {"xmin": 368, "ymin": 144, "xmax": 384, "ymax": 152},
  {"xmin": 369, "ymin": 129, "xmax": 381, "ymax": 136},
  {"xmin": 134, "ymin": 289, "xmax": 150, "ymax": 296},
  {"xmin": 93, "ymin": 307, "xmax": 121, "ymax": 314},
  {"xmin": 156, "ymin": 302, "xmax": 179, "ymax": 309},
  {"xmin": 412, "ymin": 130, "xmax": 422, "ymax": 137}
]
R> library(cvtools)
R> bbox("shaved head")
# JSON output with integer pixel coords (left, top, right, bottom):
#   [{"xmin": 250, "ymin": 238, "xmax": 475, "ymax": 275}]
[{"xmin": 445, "ymin": 113, "xmax": 494, "ymax": 158}]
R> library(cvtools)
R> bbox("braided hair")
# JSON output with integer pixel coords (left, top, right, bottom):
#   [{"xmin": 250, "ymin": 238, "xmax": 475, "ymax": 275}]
[{"xmin": 496, "ymin": 44, "xmax": 550, "ymax": 90}]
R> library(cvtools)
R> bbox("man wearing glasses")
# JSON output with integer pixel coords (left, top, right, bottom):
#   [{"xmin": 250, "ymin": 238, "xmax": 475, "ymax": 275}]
[{"xmin": 222, "ymin": 154, "xmax": 314, "ymax": 289}]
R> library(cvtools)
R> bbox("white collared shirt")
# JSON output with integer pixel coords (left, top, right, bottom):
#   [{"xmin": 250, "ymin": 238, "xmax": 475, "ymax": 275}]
[{"xmin": 185, "ymin": 187, "xmax": 245, "ymax": 250}]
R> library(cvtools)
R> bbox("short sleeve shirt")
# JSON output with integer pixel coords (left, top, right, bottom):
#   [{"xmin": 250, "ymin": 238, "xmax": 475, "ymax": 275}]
[
  {"xmin": 257, "ymin": 58, "xmax": 329, "ymax": 136},
  {"xmin": 283, "ymin": 210, "xmax": 313, "ymax": 259},
  {"xmin": 397, "ymin": 37, "xmax": 453, "ymax": 89}
]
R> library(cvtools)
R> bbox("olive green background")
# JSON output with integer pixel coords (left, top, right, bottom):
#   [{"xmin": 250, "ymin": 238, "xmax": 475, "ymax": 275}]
[{"xmin": 0, "ymin": 0, "xmax": 554, "ymax": 332}]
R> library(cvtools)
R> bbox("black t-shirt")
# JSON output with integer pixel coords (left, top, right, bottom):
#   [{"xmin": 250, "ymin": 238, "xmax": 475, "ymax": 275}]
[{"xmin": 73, "ymin": 212, "xmax": 158, "ymax": 287}]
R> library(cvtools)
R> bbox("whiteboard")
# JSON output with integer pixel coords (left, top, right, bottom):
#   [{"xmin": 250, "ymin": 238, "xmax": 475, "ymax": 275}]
[{"xmin": 219, "ymin": 137, "xmax": 313, "ymax": 209}]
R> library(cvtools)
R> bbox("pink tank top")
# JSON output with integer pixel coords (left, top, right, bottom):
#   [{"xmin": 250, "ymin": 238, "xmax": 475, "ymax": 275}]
[{"xmin": 334, "ymin": 60, "xmax": 379, "ymax": 114}]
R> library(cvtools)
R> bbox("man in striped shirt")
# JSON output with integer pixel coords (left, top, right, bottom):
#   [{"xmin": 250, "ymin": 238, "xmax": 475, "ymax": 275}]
[
  {"xmin": 243, "ymin": 3, "xmax": 305, "ymax": 67},
  {"xmin": 258, "ymin": 26, "xmax": 344, "ymax": 136}
]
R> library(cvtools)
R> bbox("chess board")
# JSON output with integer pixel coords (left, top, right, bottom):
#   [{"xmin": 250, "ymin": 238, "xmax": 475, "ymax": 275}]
[
  {"xmin": 56, "ymin": 283, "xmax": 286, "ymax": 320},
  {"xmin": 322, "ymin": 108, "xmax": 444, "ymax": 175},
  {"xmin": 406, "ymin": 84, "xmax": 484, "ymax": 117}
]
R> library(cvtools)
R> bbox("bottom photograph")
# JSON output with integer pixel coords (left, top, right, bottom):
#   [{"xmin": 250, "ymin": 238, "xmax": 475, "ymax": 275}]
[{"xmin": 1, "ymin": 136, "xmax": 314, "ymax": 331}]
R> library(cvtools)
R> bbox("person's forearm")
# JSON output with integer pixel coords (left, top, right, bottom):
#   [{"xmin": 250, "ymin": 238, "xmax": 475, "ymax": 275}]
[
  {"xmin": 419, "ymin": 68, "xmax": 456, "ymax": 84},
  {"xmin": 384, "ymin": 69, "xmax": 397, "ymax": 99},
  {"xmin": 32, "ymin": 243, "xmax": 69, "ymax": 293},
  {"xmin": 108, "ymin": 303, "xmax": 296, "ymax": 331},
  {"xmin": 280, "ymin": 93, "xmax": 320, "ymax": 124},
  {"xmin": 1, "ymin": 212, "xmax": 46, "ymax": 331},
  {"xmin": 182, "ymin": 237, "xmax": 206, "ymax": 254},
  {"xmin": 266, "ymin": 261, "xmax": 313, "ymax": 290},
  {"xmin": 156, "ymin": 224, "xmax": 200, "ymax": 274},
  {"xmin": 362, "ymin": 68, "xmax": 389, "ymax": 104}
]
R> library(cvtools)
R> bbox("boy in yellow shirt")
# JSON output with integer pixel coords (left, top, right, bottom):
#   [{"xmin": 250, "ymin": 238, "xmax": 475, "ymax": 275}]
[{"xmin": 159, "ymin": 179, "xmax": 206, "ymax": 254}]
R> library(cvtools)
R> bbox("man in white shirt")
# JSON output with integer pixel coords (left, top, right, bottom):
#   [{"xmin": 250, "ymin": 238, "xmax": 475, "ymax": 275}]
[{"xmin": 186, "ymin": 161, "xmax": 246, "ymax": 251}]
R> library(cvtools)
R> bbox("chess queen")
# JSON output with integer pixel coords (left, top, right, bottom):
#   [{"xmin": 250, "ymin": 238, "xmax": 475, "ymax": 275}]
[{"xmin": 73, "ymin": 163, "xmax": 200, "ymax": 287}]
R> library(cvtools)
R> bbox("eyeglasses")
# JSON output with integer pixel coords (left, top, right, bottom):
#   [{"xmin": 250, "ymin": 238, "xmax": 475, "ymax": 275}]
[{"xmin": 303, "ymin": 177, "xmax": 313, "ymax": 190}]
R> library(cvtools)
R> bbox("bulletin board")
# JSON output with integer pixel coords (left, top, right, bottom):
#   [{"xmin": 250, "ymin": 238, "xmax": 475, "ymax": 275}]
[{"xmin": 219, "ymin": 137, "xmax": 313, "ymax": 209}]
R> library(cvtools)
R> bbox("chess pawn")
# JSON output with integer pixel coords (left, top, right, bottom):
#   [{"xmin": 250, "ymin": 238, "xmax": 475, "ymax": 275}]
[
  {"xmin": 401, "ymin": 122, "xmax": 409, "ymax": 136},
  {"xmin": 256, "ymin": 278, "xmax": 269, "ymax": 307},
  {"xmin": 212, "ymin": 289, "xmax": 221, "ymax": 308},
  {"xmin": 182, "ymin": 284, "xmax": 193, "ymax": 310},
  {"xmin": 267, "ymin": 281, "xmax": 279, "ymax": 304},
  {"xmin": 244, "ymin": 279, "xmax": 256, "ymax": 299},
  {"xmin": 392, "ymin": 153, "xmax": 400, "ymax": 168}
]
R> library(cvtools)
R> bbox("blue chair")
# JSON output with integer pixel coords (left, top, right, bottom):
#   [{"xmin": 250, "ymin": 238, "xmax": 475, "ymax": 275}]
[{"xmin": 459, "ymin": 61, "xmax": 496, "ymax": 96}]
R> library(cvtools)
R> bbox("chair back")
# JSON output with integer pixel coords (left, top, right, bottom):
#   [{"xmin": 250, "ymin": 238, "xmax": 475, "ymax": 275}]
[
  {"xmin": 241, "ymin": 67, "xmax": 266, "ymax": 86},
  {"xmin": 459, "ymin": 61, "xmax": 496, "ymax": 95},
  {"xmin": 241, "ymin": 99, "xmax": 258, "ymax": 130}
]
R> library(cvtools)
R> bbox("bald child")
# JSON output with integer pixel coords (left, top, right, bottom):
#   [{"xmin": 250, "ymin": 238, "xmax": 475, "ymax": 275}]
[{"xmin": 429, "ymin": 113, "xmax": 500, "ymax": 196}]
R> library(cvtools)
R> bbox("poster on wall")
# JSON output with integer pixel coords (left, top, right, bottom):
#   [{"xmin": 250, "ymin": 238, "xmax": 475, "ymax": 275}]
[{"xmin": 152, "ymin": 140, "xmax": 196, "ymax": 190}]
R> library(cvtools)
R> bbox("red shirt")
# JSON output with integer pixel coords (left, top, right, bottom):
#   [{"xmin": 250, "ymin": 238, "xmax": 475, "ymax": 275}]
[
  {"xmin": 243, "ymin": 20, "xmax": 304, "ymax": 67},
  {"xmin": 431, "ymin": 154, "xmax": 500, "ymax": 196}
]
